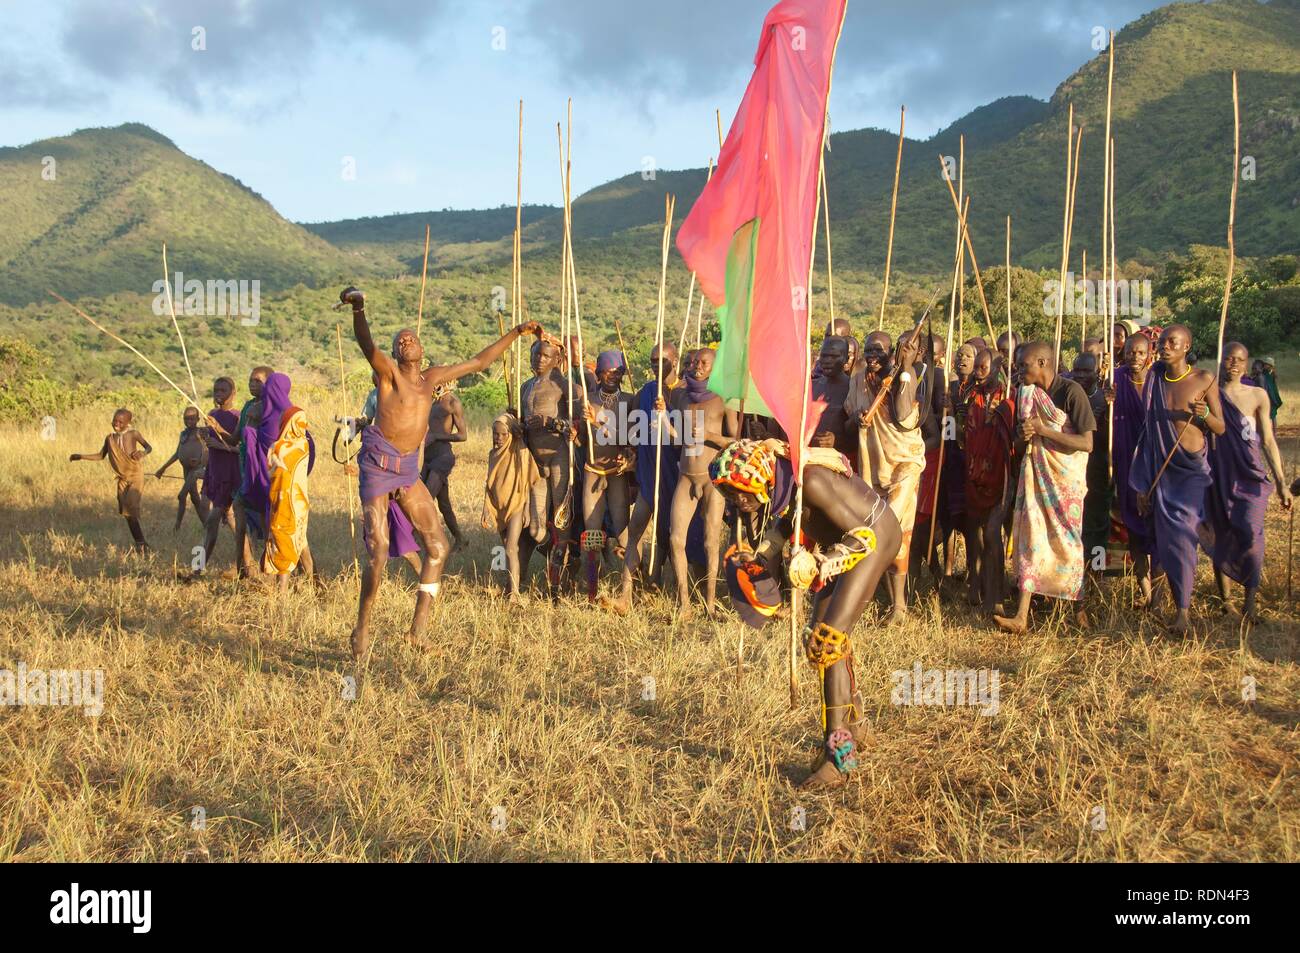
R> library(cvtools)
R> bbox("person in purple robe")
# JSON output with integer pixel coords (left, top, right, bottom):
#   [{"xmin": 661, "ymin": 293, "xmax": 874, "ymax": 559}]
[
  {"xmin": 1202, "ymin": 343, "xmax": 1293, "ymax": 620},
  {"xmin": 197, "ymin": 376, "xmax": 242, "ymax": 575},
  {"xmin": 1107, "ymin": 334, "xmax": 1155, "ymax": 604},
  {"xmin": 1128, "ymin": 325, "xmax": 1225, "ymax": 635},
  {"xmin": 246, "ymin": 372, "xmax": 317, "ymax": 579}
]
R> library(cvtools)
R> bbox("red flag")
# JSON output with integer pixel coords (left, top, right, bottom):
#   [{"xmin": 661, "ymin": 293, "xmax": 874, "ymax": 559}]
[{"xmin": 677, "ymin": 0, "xmax": 846, "ymax": 474}]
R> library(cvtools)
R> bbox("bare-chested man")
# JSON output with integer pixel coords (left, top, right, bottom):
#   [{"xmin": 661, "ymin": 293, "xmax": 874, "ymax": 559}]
[
  {"xmin": 70, "ymin": 408, "xmax": 152, "ymax": 552},
  {"xmin": 578, "ymin": 350, "xmax": 635, "ymax": 602},
  {"xmin": 608, "ymin": 341, "xmax": 680, "ymax": 612},
  {"xmin": 1129, "ymin": 324, "xmax": 1224, "ymax": 634},
  {"xmin": 422, "ymin": 383, "xmax": 466, "ymax": 553},
  {"xmin": 709, "ymin": 437, "xmax": 901, "ymax": 790},
  {"xmin": 1204, "ymin": 342, "xmax": 1292, "ymax": 621},
  {"xmin": 811, "ymin": 337, "xmax": 854, "ymax": 459},
  {"xmin": 155, "ymin": 406, "xmax": 209, "ymax": 531},
  {"xmin": 522, "ymin": 338, "xmax": 579, "ymax": 595},
  {"xmin": 658, "ymin": 346, "xmax": 735, "ymax": 617},
  {"xmin": 342, "ymin": 286, "xmax": 539, "ymax": 662}
]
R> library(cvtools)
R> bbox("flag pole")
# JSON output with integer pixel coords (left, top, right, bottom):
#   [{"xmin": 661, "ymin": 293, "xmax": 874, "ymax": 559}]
[
  {"xmin": 877, "ymin": 106, "xmax": 905, "ymax": 331},
  {"xmin": 1006, "ymin": 216, "xmax": 1013, "ymax": 351},
  {"xmin": 1217, "ymin": 71, "xmax": 1240, "ymax": 371},
  {"xmin": 789, "ymin": 0, "xmax": 848, "ymax": 710},
  {"xmin": 677, "ymin": 158, "xmax": 715, "ymax": 358},
  {"xmin": 821, "ymin": 156, "xmax": 836, "ymax": 330}
]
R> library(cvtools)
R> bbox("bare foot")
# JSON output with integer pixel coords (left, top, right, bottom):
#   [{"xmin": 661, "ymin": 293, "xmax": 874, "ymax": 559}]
[
  {"xmin": 350, "ymin": 627, "xmax": 371, "ymax": 664},
  {"xmin": 993, "ymin": 613, "xmax": 1027, "ymax": 634},
  {"xmin": 1167, "ymin": 614, "xmax": 1190, "ymax": 636},
  {"xmin": 883, "ymin": 607, "xmax": 908, "ymax": 625},
  {"xmin": 967, "ymin": 589, "xmax": 983, "ymax": 608},
  {"xmin": 798, "ymin": 759, "xmax": 847, "ymax": 791},
  {"xmin": 677, "ymin": 600, "xmax": 696, "ymax": 622},
  {"xmin": 1074, "ymin": 607, "xmax": 1089, "ymax": 628},
  {"xmin": 600, "ymin": 594, "xmax": 631, "ymax": 616}
]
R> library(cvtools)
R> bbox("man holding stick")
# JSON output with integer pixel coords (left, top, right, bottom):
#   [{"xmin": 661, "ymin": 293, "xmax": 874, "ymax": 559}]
[
  {"xmin": 1129, "ymin": 325, "xmax": 1224, "ymax": 635},
  {"xmin": 341, "ymin": 286, "xmax": 539, "ymax": 663}
]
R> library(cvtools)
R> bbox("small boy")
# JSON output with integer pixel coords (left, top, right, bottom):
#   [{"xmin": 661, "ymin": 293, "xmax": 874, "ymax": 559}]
[
  {"xmin": 155, "ymin": 406, "xmax": 210, "ymax": 531},
  {"xmin": 70, "ymin": 408, "xmax": 153, "ymax": 552}
]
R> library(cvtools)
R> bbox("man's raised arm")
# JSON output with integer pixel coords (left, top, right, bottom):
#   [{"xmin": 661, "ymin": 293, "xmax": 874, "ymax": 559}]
[
  {"xmin": 341, "ymin": 287, "xmax": 392, "ymax": 377},
  {"xmin": 426, "ymin": 321, "xmax": 542, "ymax": 387}
]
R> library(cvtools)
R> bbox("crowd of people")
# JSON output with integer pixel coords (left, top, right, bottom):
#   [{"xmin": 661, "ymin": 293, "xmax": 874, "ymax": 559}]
[{"xmin": 67, "ymin": 288, "xmax": 1295, "ymax": 789}]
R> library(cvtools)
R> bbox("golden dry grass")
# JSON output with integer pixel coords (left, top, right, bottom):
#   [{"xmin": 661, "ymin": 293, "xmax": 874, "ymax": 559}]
[{"xmin": 1, "ymin": 381, "xmax": 1297, "ymax": 862}]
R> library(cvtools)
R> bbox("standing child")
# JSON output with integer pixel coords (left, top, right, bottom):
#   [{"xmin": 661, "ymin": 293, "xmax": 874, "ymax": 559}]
[
  {"xmin": 70, "ymin": 408, "xmax": 153, "ymax": 552},
  {"xmin": 155, "ymin": 406, "xmax": 210, "ymax": 531}
]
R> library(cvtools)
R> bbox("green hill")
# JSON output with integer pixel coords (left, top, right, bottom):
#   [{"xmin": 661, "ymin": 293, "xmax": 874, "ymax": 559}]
[{"xmin": 0, "ymin": 123, "xmax": 365, "ymax": 306}]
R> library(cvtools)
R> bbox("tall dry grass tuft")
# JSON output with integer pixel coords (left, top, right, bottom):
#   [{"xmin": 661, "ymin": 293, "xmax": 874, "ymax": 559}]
[{"xmin": 0, "ymin": 389, "xmax": 1296, "ymax": 861}]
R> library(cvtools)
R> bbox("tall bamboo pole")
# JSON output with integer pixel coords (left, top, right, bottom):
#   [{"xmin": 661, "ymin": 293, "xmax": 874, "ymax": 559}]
[
  {"xmin": 1101, "ymin": 31, "xmax": 1115, "ymax": 389},
  {"xmin": 821, "ymin": 157, "xmax": 836, "ymax": 330},
  {"xmin": 1054, "ymin": 104, "xmax": 1074, "ymax": 366},
  {"xmin": 957, "ymin": 135, "xmax": 965, "ymax": 342},
  {"xmin": 937, "ymin": 160, "xmax": 998, "ymax": 343},
  {"xmin": 1080, "ymin": 249, "xmax": 1088, "ymax": 348},
  {"xmin": 927, "ymin": 193, "xmax": 971, "ymax": 560},
  {"xmin": 1108, "ymin": 137, "xmax": 1118, "ymax": 484},
  {"xmin": 648, "ymin": 194, "xmax": 675, "ymax": 580},
  {"xmin": 694, "ymin": 158, "xmax": 716, "ymax": 348},
  {"xmin": 161, "ymin": 243, "xmax": 199, "ymax": 406},
  {"xmin": 336, "ymin": 324, "xmax": 359, "ymax": 576},
  {"xmin": 877, "ymin": 105, "xmax": 905, "ymax": 331},
  {"xmin": 1217, "ymin": 71, "xmax": 1240, "ymax": 370},
  {"xmin": 416, "ymin": 224, "xmax": 430, "ymax": 338},
  {"xmin": 1006, "ymin": 216, "xmax": 1013, "ymax": 352},
  {"xmin": 514, "ymin": 100, "xmax": 524, "ymax": 412}
]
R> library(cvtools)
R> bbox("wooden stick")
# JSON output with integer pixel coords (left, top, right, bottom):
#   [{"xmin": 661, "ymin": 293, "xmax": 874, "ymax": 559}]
[
  {"xmin": 614, "ymin": 319, "xmax": 630, "ymax": 391},
  {"xmin": 820, "ymin": 156, "xmax": 836, "ymax": 330},
  {"xmin": 1288, "ymin": 457, "xmax": 1296, "ymax": 604},
  {"xmin": 1056, "ymin": 121, "xmax": 1084, "ymax": 364},
  {"xmin": 1101, "ymin": 31, "xmax": 1115, "ymax": 384},
  {"xmin": 161, "ymin": 243, "xmax": 199, "ymax": 406},
  {"xmin": 50, "ymin": 290, "xmax": 230, "ymax": 438},
  {"xmin": 927, "ymin": 194, "xmax": 970, "ymax": 560},
  {"xmin": 936, "ymin": 157, "xmax": 998, "ymax": 343},
  {"xmin": 336, "ymin": 323, "xmax": 360, "ymax": 576},
  {"xmin": 560, "ymin": 111, "xmax": 595, "ymax": 451},
  {"xmin": 1006, "ymin": 216, "xmax": 1013, "ymax": 350},
  {"xmin": 1054, "ymin": 104, "xmax": 1074, "ymax": 365},
  {"xmin": 877, "ymin": 105, "xmax": 905, "ymax": 331},
  {"xmin": 415, "ymin": 224, "xmax": 430, "ymax": 338},
  {"xmin": 1217, "ymin": 71, "xmax": 1240, "ymax": 371},
  {"xmin": 514, "ymin": 99, "xmax": 524, "ymax": 412},
  {"xmin": 957, "ymin": 135, "xmax": 965, "ymax": 342},
  {"xmin": 1108, "ymin": 137, "xmax": 1118, "ymax": 484},
  {"xmin": 716, "ymin": 108, "xmax": 724, "ymax": 150},
  {"xmin": 1080, "ymin": 248, "xmax": 1088, "ymax": 348},
  {"xmin": 648, "ymin": 193, "xmax": 675, "ymax": 580}
]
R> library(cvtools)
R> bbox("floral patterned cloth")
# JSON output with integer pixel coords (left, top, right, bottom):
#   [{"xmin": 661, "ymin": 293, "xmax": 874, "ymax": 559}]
[{"xmin": 1012, "ymin": 384, "xmax": 1088, "ymax": 600}]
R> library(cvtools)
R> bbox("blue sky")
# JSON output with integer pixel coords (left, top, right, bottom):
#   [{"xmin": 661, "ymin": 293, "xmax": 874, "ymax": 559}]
[{"xmin": 0, "ymin": 0, "xmax": 1168, "ymax": 223}]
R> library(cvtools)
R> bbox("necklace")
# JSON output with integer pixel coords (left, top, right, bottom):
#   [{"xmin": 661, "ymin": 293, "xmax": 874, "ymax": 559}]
[{"xmin": 1164, "ymin": 367, "xmax": 1191, "ymax": 383}]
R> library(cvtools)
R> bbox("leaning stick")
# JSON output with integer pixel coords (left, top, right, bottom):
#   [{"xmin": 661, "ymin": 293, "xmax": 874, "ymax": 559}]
[
  {"xmin": 560, "ymin": 113, "xmax": 595, "ymax": 451},
  {"xmin": 676, "ymin": 157, "xmax": 714, "ymax": 359},
  {"xmin": 648, "ymin": 193, "xmax": 675, "ymax": 580},
  {"xmin": 1054, "ymin": 105, "xmax": 1075, "ymax": 365},
  {"xmin": 161, "ymin": 243, "xmax": 200, "ymax": 406},
  {"xmin": 821, "ymin": 159, "xmax": 836, "ymax": 329},
  {"xmin": 336, "ymin": 324, "xmax": 360, "ymax": 576},
  {"xmin": 1056, "ymin": 122, "xmax": 1084, "ymax": 364},
  {"xmin": 50, "ymin": 290, "xmax": 230, "ymax": 439},
  {"xmin": 1287, "ymin": 456, "xmax": 1296, "ymax": 603},
  {"xmin": 927, "ymin": 194, "xmax": 971, "ymax": 561},
  {"xmin": 514, "ymin": 100, "xmax": 525, "ymax": 412},
  {"xmin": 877, "ymin": 106, "xmax": 905, "ymax": 330},
  {"xmin": 716, "ymin": 108, "xmax": 724, "ymax": 150},
  {"xmin": 614, "ymin": 319, "xmax": 630, "ymax": 390},
  {"xmin": 1080, "ymin": 249, "xmax": 1088, "ymax": 348},
  {"xmin": 1101, "ymin": 31, "xmax": 1115, "ymax": 385},
  {"xmin": 936, "ymin": 157, "xmax": 998, "ymax": 343},
  {"xmin": 1217, "ymin": 71, "xmax": 1240, "ymax": 371},
  {"xmin": 415, "ymin": 224, "xmax": 431, "ymax": 338},
  {"xmin": 693, "ymin": 158, "xmax": 716, "ymax": 348},
  {"xmin": 957, "ymin": 135, "xmax": 965, "ymax": 342},
  {"xmin": 1006, "ymin": 216, "xmax": 1013, "ymax": 351},
  {"xmin": 1108, "ymin": 138, "xmax": 1118, "ymax": 482}
]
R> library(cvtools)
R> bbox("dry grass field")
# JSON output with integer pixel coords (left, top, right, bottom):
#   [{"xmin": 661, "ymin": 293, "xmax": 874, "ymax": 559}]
[{"xmin": 1, "ymin": 367, "xmax": 1297, "ymax": 862}]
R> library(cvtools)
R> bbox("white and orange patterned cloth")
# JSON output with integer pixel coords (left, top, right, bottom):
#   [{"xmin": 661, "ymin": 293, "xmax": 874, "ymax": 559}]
[
  {"xmin": 263, "ymin": 408, "xmax": 311, "ymax": 575},
  {"xmin": 1012, "ymin": 385, "xmax": 1087, "ymax": 600}
]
